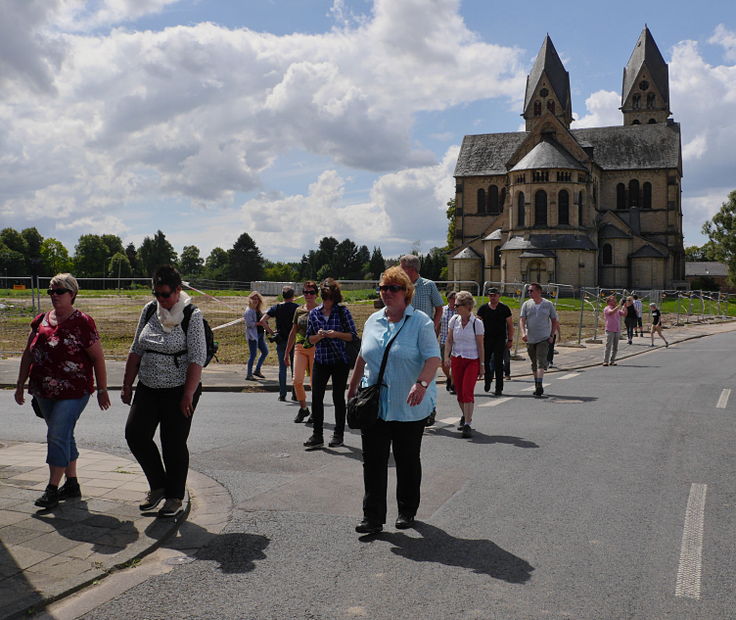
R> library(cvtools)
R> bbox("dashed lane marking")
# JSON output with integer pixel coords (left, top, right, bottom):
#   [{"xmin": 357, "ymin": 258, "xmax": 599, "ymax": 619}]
[
  {"xmin": 479, "ymin": 397, "xmax": 512, "ymax": 407},
  {"xmin": 521, "ymin": 383, "xmax": 550, "ymax": 392},
  {"xmin": 675, "ymin": 483, "xmax": 707, "ymax": 600},
  {"xmin": 716, "ymin": 388, "xmax": 731, "ymax": 409},
  {"xmin": 557, "ymin": 373, "xmax": 580, "ymax": 380}
]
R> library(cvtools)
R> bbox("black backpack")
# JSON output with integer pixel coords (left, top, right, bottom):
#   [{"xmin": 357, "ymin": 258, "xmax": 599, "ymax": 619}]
[{"xmin": 143, "ymin": 302, "xmax": 219, "ymax": 367}]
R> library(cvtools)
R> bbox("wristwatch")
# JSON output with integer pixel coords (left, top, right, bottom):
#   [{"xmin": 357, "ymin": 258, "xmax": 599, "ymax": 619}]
[{"xmin": 416, "ymin": 380, "xmax": 428, "ymax": 388}]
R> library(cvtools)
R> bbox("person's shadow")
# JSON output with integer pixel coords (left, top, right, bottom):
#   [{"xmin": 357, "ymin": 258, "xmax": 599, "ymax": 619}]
[{"xmin": 377, "ymin": 522, "xmax": 534, "ymax": 584}]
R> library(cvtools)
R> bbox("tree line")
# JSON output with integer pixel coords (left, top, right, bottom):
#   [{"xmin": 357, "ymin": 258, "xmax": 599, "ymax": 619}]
[{"xmin": 0, "ymin": 227, "xmax": 448, "ymax": 283}]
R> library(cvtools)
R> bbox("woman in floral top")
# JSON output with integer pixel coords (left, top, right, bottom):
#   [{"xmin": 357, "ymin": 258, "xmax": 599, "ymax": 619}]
[{"xmin": 14, "ymin": 273, "xmax": 110, "ymax": 510}]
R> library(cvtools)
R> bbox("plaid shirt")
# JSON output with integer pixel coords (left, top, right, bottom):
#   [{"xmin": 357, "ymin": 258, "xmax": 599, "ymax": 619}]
[
  {"xmin": 412, "ymin": 276, "xmax": 443, "ymax": 320},
  {"xmin": 439, "ymin": 304, "xmax": 456, "ymax": 344},
  {"xmin": 306, "ymin": 304, "xmax": 358, "ymax": 365}
]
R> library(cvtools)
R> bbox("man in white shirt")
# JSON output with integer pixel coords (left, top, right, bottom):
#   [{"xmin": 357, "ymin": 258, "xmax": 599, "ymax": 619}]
[{"xmin": 519, "ymin": 283, "xmax": 559, "ymax": 398}]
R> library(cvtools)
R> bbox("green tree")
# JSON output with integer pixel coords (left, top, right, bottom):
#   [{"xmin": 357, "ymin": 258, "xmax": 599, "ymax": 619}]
[
  {"xmin": 316, "ymin": 236, "xmax": 339, "ymax": 274},
  {"xmin": 264, "ymin": 261, "xmax": 298, "ymax": 282},
  {"xmin": 229, "ymin": 233, "xmax": 264, "ymax": 282},
  {"xmin": 74, "ymin": 234, "xmax": 110, "ymax": 277},
  {"xmin": 684, "ymin": 242, "xmax": 722, "ymax": 262},
  {"xmin": 100, "ymin": 234, "xmax": 125, "ymax": 257},
  {"xmin": 446, "ymin": 198, "xmax": 456, "ymax": 248},
  {"xmin": 333, "ymin": 239, "xmax": 361, "ymax": 279},
  {"xmin": 203, "ymin": 247, "xmax": 230, "ymax": 280},
  {"xmin": 0, "ymin": 228, "xmax": 29, "ymax": 273},
  {"xmin": 702, "ymin": 189, "xmax": 736, "ymax": 284},
  {"xmin": 125, "ymin": 243, "xmax": 141, "ymax": 276},
  {"xmin": 40, "ymin": 238, "xmax": 72, "ymax": 275},
  {"xmin": 107, "ymin": 252, "xmax": 132, "ymax": 279},
  {"xmin": 138, "ymin": 230, "xmax": 178, "ymax": 277},
  {"xmin": 21, "ymin": 228, "xmax": 44, "ymax": 276},
  {"xmin": 368, "ymin": 246, "xmax": 386, "ymax": 279},
  {"xmin": 298, "ymin": 250, "xmax": 320, "ymax": 280},
  {"xmin": 179, "ymin": 245, "xmax": 204, "ymax": 276},
  {"xmin": 0, "ymin": 243, "xmax": 26, "ymax": 277}
]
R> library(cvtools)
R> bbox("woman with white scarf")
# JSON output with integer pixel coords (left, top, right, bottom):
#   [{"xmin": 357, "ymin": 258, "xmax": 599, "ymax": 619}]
[{"xmin": 121, "ymin": 265, "xmax": 206, "ymax": 519}]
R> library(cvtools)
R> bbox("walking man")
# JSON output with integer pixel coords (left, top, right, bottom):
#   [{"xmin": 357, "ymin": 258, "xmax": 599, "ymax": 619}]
[
  {"xmin": 259, "ymin": 286, "xmax": 299, "ymax": 401},
  {"xmin": 477, "ymin": 287, "xmax": 514, "ymax": 396},
  {"xmin": 400, "ymin": 254, "xmax": 443, "ymax": 424},
  {"xmin": 602, "ymin": 295, "xmax": 626, "ymax": 366},
  {"xmin": 633, "ymin": 294, "xmax": 644, "ymax": 337},
  {"xmin": 519, "ymin": 283, "xmax": 559, "ymax": 397}
]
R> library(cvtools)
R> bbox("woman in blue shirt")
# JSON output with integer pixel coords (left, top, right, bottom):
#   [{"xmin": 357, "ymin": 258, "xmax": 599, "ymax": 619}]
[{"xmin": 347, "ymin": 266, "xmax": 441, "ymax": 534}]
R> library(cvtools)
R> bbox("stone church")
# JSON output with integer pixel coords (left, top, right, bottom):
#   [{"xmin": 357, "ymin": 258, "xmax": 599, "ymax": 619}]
[{"xmin": 448, "ymin": 27, "xmax": 686, "ymax": 290}]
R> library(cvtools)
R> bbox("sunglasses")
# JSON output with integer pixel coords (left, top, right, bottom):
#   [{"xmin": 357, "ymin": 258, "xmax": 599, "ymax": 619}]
[
  {"xmin": 378, "ymin": 284, "xmax": 405, "ymax": 293},
  {"xmin": 303, "ymin": 290, "xmax": 318, "ymax": 295},
  {"xmin": 47, "ymin": 288, "xmax": 71, "ymax": 296},
  {"xmin": 152, "ymin": 290, "xmax": 175, "ymax": 299}
]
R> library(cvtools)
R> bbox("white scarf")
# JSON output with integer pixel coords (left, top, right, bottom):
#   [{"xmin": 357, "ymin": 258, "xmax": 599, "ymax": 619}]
[{"xmin": 157, "ymin": 291, "xmax": 191, "ymax": 333}]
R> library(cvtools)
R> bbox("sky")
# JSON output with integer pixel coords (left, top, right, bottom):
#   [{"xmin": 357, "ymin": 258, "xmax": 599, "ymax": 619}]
[{"xmin": 2, "ymin": 0, "xmax": 736, "ymax": 263}]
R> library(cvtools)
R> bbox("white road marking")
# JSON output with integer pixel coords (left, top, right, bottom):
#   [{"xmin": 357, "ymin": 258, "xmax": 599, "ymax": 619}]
[
  {"xmin": 479, "ymin": 397, "xmax": 512, "ymax": 407},
  {"xmin": 716, "ymin": 388, "xmax": 731, "ymax": 409},
  {"xmin": 557, "ymin": 373, "xmax": 580, "ymax": 380},
  {"xmin": 521, "ymin": 382, "xmax": 550, "ymax": 392},
  {"xmin": 675, "ymin": 483, "xmax": 707, "ymax": 600},
  {"xmin": 438, "ymin": 417, "xmax": 461, "ymax": 425}
]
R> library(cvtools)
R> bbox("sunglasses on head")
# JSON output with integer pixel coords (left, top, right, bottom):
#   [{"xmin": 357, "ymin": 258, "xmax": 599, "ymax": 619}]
[
  {"xmin": 303, "ymin": 289, "xmax": 318, "ymax": 295},
  {"xmin": 47, "ymin": 288, "xmax": 71, "ymax": 296},
  {"xmin": 152, "ymin": 290, "xmax": 175, "ymax": 299},
  {"xmin": 378, "ymin": 284, "xmax": 405, "ymax": 293}
]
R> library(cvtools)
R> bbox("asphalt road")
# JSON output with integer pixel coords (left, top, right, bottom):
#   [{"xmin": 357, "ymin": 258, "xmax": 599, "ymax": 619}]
[{"xmin": 4, "ymin": 331, "xmax": 735, "ymax": 619}]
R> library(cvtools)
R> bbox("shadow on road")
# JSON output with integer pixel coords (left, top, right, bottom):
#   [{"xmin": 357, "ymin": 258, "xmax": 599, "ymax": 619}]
[
  {"xmin": 376, "ymin": 522, "xmax": 534, "ymax": 584},
  {"xmin": 193, "ymin": 532, "xmax": 269, "ymax": 573},
  {"xmin": 430, "ymin": 426, "xmax": 539, "ymax": 448}
]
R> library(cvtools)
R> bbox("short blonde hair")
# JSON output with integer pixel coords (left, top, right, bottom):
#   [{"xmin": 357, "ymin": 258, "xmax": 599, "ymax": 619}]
[
  {"xmin": 380, "ymin": 266, "xmax": 414, "ymax": 305},
  {"xmin": 454, "ymin": 290, "xmax": 475, "ymax": 309},
  {"xmin": 248, "ymin": 291, "xmax": 265, "ymax": 312},
  {"xmin": 50, "ymin": 273, "xmax": 79, "ymax": 302}
]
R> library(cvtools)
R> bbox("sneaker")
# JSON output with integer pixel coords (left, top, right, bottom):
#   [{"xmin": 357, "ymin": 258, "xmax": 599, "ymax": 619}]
[
  {"xmin": 294, "ymin": 407, "xmax": 310, "ymax": 423},
  {"xmin": 505, "ymin": 375, "xmax": 511, "ymax": 380},
  {"xmin": 35, "ymin": 485, "xmax": 60, "ymax": 509},
  {"xmin": 602, "ymin": 362, "xmax": 609, "ymax": 366},
  {"xmin": 157, "ymin": 498, "xmax": 183, "ymax": 518},
  {"xmin": 494, "ymin": 389, "xmax": 503, "ymax": 396},
  {"xmin": 457, "ymin": 415, "xmax": 465, "ymax": 430},
  {"xmin": 245, "ymin": 374, "xmax": 256, "ymax": 381},
  {"xmin": 425, "ymin": 410, "xmax": 436, "ymax": 427},
  {"xmin": 277, "ymin": 395, "xmax": 287, "ymax": 402},
  {"xmin": 449, "ymin": 386, "xmax": 456, "ymax": 395},
  {"xmin": 303, "ymin": 434, "xmax": 324, "ymax": 450},
  {"xmin": 483, "ymin": 380, "xmax": 491, "ymax": 393},
  {"xmin": 253, "ymin": 370, "xmax": 265, "ymax": 378},
  {"xmin": 461, "ymin": 424, "xmax": 472, "ymax": 438},
  {"xmin": 139, "ymin": 488, "xmax": 166, "ymax": 511},
  {"xmin": 355, "ymin": 519, "xmax": 382, "ymax": 535},
  {"xmin": 328, "ymin": 434, "xmax": 344, "ymax": 447},
  {"xmin": 305, "ymin": 415, "xmax": 314, "ymax": 425},
  {"xmin": 58, "ymin": 479, "xmax": 81, "ymax": 500}
]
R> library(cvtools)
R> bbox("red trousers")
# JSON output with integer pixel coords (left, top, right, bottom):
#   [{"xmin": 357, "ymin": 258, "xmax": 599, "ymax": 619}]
[{"xmin": 450, "ymin": 356, "xmax": 480, "ymax": 403}]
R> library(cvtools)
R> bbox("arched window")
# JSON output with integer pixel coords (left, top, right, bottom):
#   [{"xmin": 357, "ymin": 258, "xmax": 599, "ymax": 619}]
[
  {"xmin": 558, "ymin": 189, "xmax": 569, "ymax": 225},
  {"xmin": 534, "ymin": 101, "xmax": 542, "ymax": 116},
  {"xmin": 632, "ymin": 120, "xmax": 641, "ymax": 125},
  {"xmin": 643, "ymin": 182, "xmax": 652, "ymax": 209},
  {"xmin": 477, "ymin": 188, "xmax": 486, "ymax": 215},
  {"xmin": 493, "ymin": 245, "xmax": 501, "ymax": 266},
  {"xmin": 628, "ymin": 179, "xmax": 639, "ymax": 208},
  {"xmin": 547, "ymin": 100, "xmax": 555, "ymax": 113},
  {"xmin": 646, "ymin": 93, "xmax": 655, "ymax": 109},
  {"xmin": 578, "ymin": 191, "xmax": 584, "ymax": 226},
  {"xmin": 499, "ymin": 187, "xmax": 506, "ymax": 212},
  {"xmin": 616, "ymin": 183, "xmax": 626, "ymax": 209},
  {"xmin": 517, "ymin": 191, "xmax": 525, "ymax": 226},
  {"xmin": 648, "ymin": 118, "xmax": 657, "ymax": 124},
  {"xmin": 535, "ymin": 190, "xmax": 547, "ymax": 226},
  {"xmin": 632, "ymin": 94, "xmax": 641, "ymax": 110},
  {"xmin": 488, "ymin": 185, "xmax": 499, "ymax": 214},
  {"xmin": 601, "ymin": 243, "xmax": 613, "ymax": 265}
]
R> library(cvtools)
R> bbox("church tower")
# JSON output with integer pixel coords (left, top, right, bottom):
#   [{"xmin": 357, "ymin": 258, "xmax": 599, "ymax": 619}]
[
  {"xmin": 621, "ymin": 26, "xmax": 671, "ymax": 125},
  {"xmin": 522, "ymin": 35, "xmax": 573, "ymax": 131}
]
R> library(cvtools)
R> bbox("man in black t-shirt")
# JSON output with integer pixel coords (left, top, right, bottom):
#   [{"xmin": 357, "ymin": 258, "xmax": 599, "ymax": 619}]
[
  {"xmin": 476, "ymin": 288, "xmax": 514, "ymax": 395},
  {"xmin": 259, "ymin": 286, "xmax": 299, "ymax": 400}
]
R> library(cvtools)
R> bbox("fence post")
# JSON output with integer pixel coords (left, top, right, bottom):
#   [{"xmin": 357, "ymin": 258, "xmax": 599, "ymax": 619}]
[{"xmin": 577, "ymin": 288, "xmax": 585, "ymax": 345}]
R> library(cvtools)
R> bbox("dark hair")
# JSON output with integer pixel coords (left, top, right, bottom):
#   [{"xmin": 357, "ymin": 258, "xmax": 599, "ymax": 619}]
[
  {"xmin": 319, "ymin": 277, "xmax": 343, "ymax": 304},
  {"xmin": 303, "ymin": 280, "xmax": 318, "ymax": 294},
  {"xmin": 529, "ymin": 282, "xmax": 542, "ymax": 293},
  {"xmin": 282, "ymin": 286, "xmax": 295, "ymax": 300},
  {"xmin": 152, "ymin": 265, "xmax": 182, "ymax": 290}
]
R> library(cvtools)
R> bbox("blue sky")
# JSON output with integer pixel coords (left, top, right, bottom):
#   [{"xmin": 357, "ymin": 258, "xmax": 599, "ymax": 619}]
[{"xmin": 2, "ymin": 0, "xmax": 735, "ymax": 263}]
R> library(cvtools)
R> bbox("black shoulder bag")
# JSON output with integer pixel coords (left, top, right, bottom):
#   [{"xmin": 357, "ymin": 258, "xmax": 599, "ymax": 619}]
[
  {"xmin": 347, "ymin": 316, "xmax": 410, "ymax": 430},
  {"xmin": 337, "ymin": 305, "xmax": 361, "ymax": 368}
]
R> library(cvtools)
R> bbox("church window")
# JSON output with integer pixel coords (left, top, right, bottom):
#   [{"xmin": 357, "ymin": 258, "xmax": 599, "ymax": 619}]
[
  {"xmin": 547, "ymin": 100, "xmax": 555, "ymax": 113},
  {"xmin": 578, "ymin": 191, "xmax": 584, "ymax": 225},
  {"xmin": 648, "ymin": 118, "xmax": 657, "ymax": 124},
  {"xmin": 534, "ymin": 101, "xmax": 542, "ymax": 116},
  {"xmin": 646, "ymin": 93, "xmax": 655, "ymax": 109},
  {"xmin": 493, "ymin": 246, "xmax": 501, "ymax": 266},
  {"xmin": 601, "ymin": 243, "xmax": 613, "ymax": 265},
  {"xmin": 477, "ymin": 188, "xmax": 486, "ymax": 215},
  {"xmin": 643, "ymin": 182, "xmax": 652, "ymax": 209},
  {"xmin": 517, "ymin": 192, "xmax": 525, "ymax": 226},
  {"xmin": 632, "ymin": 120, "xmax": 641, "ymax": 125},
  {"xmin": 632, "ymin": 94, "xmax": 641, "ymax": 110},
  {"xmin": 540, "ymin": 88, "xmax": 549, "ymax": 97},
  {"xmin": 558, "ymin": 190, "xmax": 570, "ymax": 225},
  {"xmin": 535, "ymin": 190, "xmax": 548, "ymax": 226},
  {"xmin": 616, "ymin": 183, "xmax": 626, "ymax": 209},
  {"xmin": 628, "ymin": 179, "xmax": 639, "ymax": 208},
  {"xmin": 639, "ymin": 80, "xmax": 649, "ymax": 90},
  {"xmin": 499, "ymin": 187, "xmax": 506, "ymax": 212},
  {"xmin": 488, "ymin": 185, "xmax": 500, "ymax": 214}
]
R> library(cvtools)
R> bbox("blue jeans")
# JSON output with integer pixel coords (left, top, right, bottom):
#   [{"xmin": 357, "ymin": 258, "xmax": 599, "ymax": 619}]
[
  {"xmin": 275, "ymin": 339, "xmax": 294, "ymax": 398},
  {"xmin": 247, "ymin": 335, "xmax": 269, "ymax": 376},
  {"xmin": 35, "ymin": 394, "xmax": 91, "ymax": 467}
]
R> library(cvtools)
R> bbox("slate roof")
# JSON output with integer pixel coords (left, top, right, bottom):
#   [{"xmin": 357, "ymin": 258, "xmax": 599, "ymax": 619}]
[
  {"xmin": 685, "ymin": 262, "xmax": 728, "ymax": 277},
  {"xmin": 483, "ymin": 229, "xmax": 503, "ymax": 240},
  {"xmin": 453, "ymin": 247, "xmax": 482, "ymax": 259},
  {"xmin": 524, "ymin": 36, "xmax": 571, "ymax": 113},
  {"xmin": 631, "ymin": 244, "xmax": 667, "ymax": 258},
  {"xmin": 599, "ymin": 224, "xmax": 631, "ymax": 239},
  {"xmin": 454, "ymin": 132, "xmax": 527, "ymax": 176},
  {"xmin": 622, "ymin": 26, "xmax": 669, "ymax": 107},
  {"xmin": 501, "ymin": 234, "xmax": 597, "ymax": 251},
  {"xmin": 510, "ymin": 139, "xmax": 586, "ymax": 172},
  {"xmin": 520, "ymin": 250, "xmax": 556, "ymax": 259}
]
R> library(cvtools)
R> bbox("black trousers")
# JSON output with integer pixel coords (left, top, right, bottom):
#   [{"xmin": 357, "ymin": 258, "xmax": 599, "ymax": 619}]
[
  {"xmin": 484, "ymin": 339, "xmax": 506, "ymax": 392},
  {"xmin": 125, "ymin": 382, "xmax": 201, "ymax": 500},
  {"xmin": 311, "ymin": 361, "xmax": 350, "ymax": 436},
  {"xmin": 361, "ymin": 418, "xmax": 426, "ymax": 525}
]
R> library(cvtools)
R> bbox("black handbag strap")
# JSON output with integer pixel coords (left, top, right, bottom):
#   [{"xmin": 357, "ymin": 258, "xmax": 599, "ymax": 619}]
[
  {"xmin": 375, "ymin": 315, "xmax": 410, "ymax": 387},
  {"xmin": 337, "ymin": 304, "xmax": 357, "ymax": 338}
]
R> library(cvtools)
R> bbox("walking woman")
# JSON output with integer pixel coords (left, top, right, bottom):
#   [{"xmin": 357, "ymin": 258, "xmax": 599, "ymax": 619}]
[
  {"xmin": 244, "ymin": 291, "xmax": 268, "ymax": 380},
  {"xmin": 347, "ymin": 266, "xmax": 441, "ymax": 534},
  {"xmin": 122, "ymin": 265, "xmax": 206, "ymax": 518},
  {"xmin": 649, "ymin": 302, "xmax": 669, "ymax": 347},
  {"xmin": 624, "ymin": 296, "xmax": 638, "ymax": 344},
  {"xmin": 15, "ymin": 273, "xmax": 111, "ymax": 509},
  {"xmin": 602, "ymin": 295, "xmax": 626, "ymax": 366},
  {"xmin": 444, "ymin": 291, "xmax": 484, "ymax": 438},
  {"xmin": 303, "ymin": 278, "xmax": 358, "ymax": 450},
  {"xmin": 285, "ymin": 281, "xmax": 319, "ymax": 422}
]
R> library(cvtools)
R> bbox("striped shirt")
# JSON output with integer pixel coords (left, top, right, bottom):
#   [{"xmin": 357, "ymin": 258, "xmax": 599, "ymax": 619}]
[
  {"xmin": 306, "ymin": 304, "xmax": 358, "ymax": 365},
  {"xmin": 439, "ymin": 304, "xmax": 456, "ymax": 345},
  {"xmin": 412, "ymin": 276, "xmax": 443, "ymax": 321}
]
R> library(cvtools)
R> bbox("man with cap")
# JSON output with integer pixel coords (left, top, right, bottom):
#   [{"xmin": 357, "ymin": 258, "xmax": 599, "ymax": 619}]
[{"xmin": 476, "ymin": 287, "xmax": 514, "ymax": 396}]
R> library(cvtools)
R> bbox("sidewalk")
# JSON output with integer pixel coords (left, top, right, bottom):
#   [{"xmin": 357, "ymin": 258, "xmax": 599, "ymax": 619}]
[{"xmin": 0, "ymin": 318, "xmax": 734, "ymax": 617}]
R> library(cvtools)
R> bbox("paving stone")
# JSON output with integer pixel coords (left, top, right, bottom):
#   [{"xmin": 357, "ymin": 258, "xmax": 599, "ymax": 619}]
[
  {"xmin": 0, "ymin": 524, "xmax": 42, "ymax": 546},
  {"xmin": 3, "ymin": 545, "xmax": 53, "ymax": 570},
  {"xmin": 21, "ymin": 531, "xmax": 83, "ymax": 555}
]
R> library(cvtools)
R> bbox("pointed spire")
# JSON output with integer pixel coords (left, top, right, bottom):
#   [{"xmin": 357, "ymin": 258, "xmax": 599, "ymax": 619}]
[
  {"xmin": 622, "ymin": 25, "xmax": 669, "ymax": 107},
  {"xmin": 524, "ymin": 35, "xmax": 571, "ymax": 113}
]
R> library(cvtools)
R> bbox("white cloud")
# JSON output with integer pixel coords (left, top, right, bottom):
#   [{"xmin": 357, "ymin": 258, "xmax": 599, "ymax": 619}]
[
  {"xmin": 571, "ymin": 90, "xmax": 620, "ymax": 128},
  {"xmin": 708, "ymin": 23, "xmax": 736, "ymax": 62}
]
